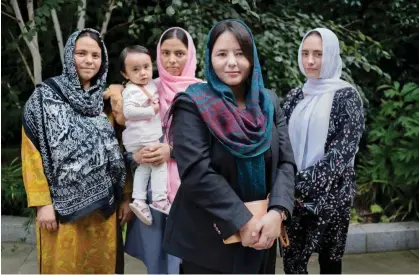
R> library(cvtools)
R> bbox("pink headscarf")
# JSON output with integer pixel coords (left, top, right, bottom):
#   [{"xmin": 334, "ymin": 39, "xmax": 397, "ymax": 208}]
[
  {"xmin": 156, "ymin": 27, "xmax": 203, "ymax": 202},
  {"xmin": 157, "ymin": 27, "xmax": 203, "ymax": 120}
]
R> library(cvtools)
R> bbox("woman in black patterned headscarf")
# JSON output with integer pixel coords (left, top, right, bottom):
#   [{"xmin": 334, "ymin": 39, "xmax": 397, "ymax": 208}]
[{"xmin": 21, "ymin": 28, "xmax": 132, "ymax": 274}]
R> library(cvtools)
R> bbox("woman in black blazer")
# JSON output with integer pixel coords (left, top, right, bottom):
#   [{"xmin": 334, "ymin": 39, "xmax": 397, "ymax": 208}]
[{"xmin": 163, "ymin": 20, "xmax": 296, "ymax": 274}]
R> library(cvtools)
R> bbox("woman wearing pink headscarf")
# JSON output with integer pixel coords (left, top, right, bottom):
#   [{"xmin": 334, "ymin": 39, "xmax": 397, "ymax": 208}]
[{"xmin": 125, "ymin": 27, "xmax": 202, "ymax": 274}]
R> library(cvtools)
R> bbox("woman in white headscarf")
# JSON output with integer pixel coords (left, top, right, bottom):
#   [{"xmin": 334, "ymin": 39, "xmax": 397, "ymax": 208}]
[{"xmin": 282, "ymin": 28, "xmax": 365, "ymax": 274}]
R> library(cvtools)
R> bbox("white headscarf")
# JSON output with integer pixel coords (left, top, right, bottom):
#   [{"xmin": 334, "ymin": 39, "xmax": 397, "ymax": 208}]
[{"xmin": 289, "ymin": 28, "xmax": 356, "ymax": 170}]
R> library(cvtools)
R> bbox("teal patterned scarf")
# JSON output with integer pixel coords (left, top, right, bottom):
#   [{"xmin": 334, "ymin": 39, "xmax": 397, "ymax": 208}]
[{"xmin": 172, "ymin": 20, "xmax": 274, "ymax": 201}]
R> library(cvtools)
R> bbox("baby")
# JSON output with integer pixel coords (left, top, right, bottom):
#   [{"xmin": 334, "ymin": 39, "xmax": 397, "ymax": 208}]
[{"xmin": 119, "ymin": 45, "xmax": 171, "ymax": 225}]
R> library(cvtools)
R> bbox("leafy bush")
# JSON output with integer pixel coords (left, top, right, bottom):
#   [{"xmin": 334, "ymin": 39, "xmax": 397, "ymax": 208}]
[
  {"xmin": 1, "ymin": 158, "xmax": 31, "ymax": 217},
  {"xmin": 2, "ymin": 0, "xmax": 416, "ymax": 223},
  {"xmin": 124, "ymin": 0, "xmax": 389, "ymax": 100},
  {"xmin": 1, "ymin": 82, "xmax": 24, "ymax": 145},
  {"xmin": 357, "ymin": 82, "xmax": 419, "ymax": 221}
]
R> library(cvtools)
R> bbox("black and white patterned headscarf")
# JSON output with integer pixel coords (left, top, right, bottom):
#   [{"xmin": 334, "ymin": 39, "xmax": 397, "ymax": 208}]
[
  {"xmin": 55, "ymin": 28, "xmax": 108, "ymax": 116},
  {"xmin": 23, "ymin": 29, "xmax": 126, "ymax": 222}
]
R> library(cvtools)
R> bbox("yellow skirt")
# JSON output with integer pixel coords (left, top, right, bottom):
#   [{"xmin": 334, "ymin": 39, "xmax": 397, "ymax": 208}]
[{"xmin": 36, "ymin": 210, "xmax": 120, "ymax": 274}]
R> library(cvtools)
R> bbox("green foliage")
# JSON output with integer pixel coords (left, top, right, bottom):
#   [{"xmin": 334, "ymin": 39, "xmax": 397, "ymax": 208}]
[
  {"xmin": 290, "ymin": 0, "xmax": 419, "ymax": 83},
  {"xmin": 123, "ymin": 0, "xmax": 389, "ymax": 100},
  {"xmin": 2, "ymin": 0, "xmax": 418, "ymax": 222},
  {"xmin": 350, "ymin": 204, "xmax": 389, "ymax": 223},
  {"xmin": 357, "ymin": 82, "xmax": 419, "ymax": 221},
  {"xmin": 1, "ymin": 156, "xmax": 36, "ymax": 237},
  {"xmin": 370, "ymin": 204, "xmax": 383, "ymax": 214},
  {"xmin": 1, "ymin": 82, "xmax": 24, "ymax": 142},
  {"xmin": 252, "ymin": 11, "xmax": 389, "ymax": 99},
  {"xmin": 350, "ymin": 208, "xmax": 360, "ymax": 224},
  {"xmin": 1, "ymin": 158, "xmax": 31, "ymax": 217}
]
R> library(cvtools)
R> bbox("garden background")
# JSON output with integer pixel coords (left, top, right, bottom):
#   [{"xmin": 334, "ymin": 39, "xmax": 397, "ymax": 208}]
[{"xmin": 1, "ymin": 0, "xmax": 418, "ymax": 223}]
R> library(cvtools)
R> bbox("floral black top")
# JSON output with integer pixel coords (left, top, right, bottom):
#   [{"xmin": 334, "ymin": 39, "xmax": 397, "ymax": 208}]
[{"xmin": 283, "ymin": 87, "xmax": 365, "ymax": 216}]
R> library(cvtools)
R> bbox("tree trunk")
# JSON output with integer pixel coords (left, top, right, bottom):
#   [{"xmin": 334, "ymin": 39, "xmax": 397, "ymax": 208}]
[
  {"xmin": 26, "ymin": 0, "xmax": 38, "ymax": 49},
  {"xmin": 9, "ymin": 31, "xmax": 35, "ymax": 85},
  {"xmin": 77, "ymin": 0, "xmax": 87, "ymax": 30},
  {"xmin": 51, "ymin": 8, "xmax": 64, "ymax": 65},
  {"xmin": 101, "ymin": 0, "xmax": 115, "ymax": 38},
  {"xmin": 10, "ymin": 0, "xmax": 42, "ymax": 84}
]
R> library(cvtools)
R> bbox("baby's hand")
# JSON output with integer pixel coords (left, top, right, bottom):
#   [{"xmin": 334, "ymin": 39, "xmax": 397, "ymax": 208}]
[{"xmin": 153, "ymin": 103, "xmax": 159, "ymax": 114}]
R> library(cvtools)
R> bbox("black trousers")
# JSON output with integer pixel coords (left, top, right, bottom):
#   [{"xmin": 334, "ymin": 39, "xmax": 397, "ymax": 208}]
[
  {"xmin": 180, "ymin": 261, "xmax": 221, "ymax": 274},
  {"xmin": 284, "ymin": 206, "xmax": 349, "ymax": 274},
  {"xmin": 318, "ymin": 254, "xmax": 342, "ymax": 274},
  {"xmin": 180, "ymin": 241, "xmax": 277, "ymax": 274}
]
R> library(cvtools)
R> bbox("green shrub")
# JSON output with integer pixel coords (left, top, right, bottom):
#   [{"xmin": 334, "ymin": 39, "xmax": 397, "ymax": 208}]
[
  {"xmin": 1, "ymin": 158, "xmax": 31, "ymax": 217},
  {"xmin": 124, "ymin": 0, "xmax": 389, "ymax": 100},
  {"xmin": 357, "ymin": 82, "xmax": 419, "ymax": 221}
]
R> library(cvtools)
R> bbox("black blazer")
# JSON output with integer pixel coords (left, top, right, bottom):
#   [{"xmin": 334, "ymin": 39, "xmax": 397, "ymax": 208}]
[{"xmin": 163, "ymin": 91, "xmax": 296, "ymax": 273}]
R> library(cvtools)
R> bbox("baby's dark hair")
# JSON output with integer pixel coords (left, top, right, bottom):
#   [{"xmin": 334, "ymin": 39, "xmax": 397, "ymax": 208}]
[{"xmin": 119, "ymin": 45, "xmax": 152, "ymax": 73}]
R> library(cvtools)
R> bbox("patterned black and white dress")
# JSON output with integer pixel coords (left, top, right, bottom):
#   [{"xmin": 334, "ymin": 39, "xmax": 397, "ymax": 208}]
[{"xmin": 282, "ymin": 87, "xmax": 365, "ymax": 274}]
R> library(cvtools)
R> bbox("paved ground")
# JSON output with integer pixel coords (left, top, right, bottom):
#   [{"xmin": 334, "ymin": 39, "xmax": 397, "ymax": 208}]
[{"xmin": 2, "ymin": 242, "xmax": 419, "ymax": 274}]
